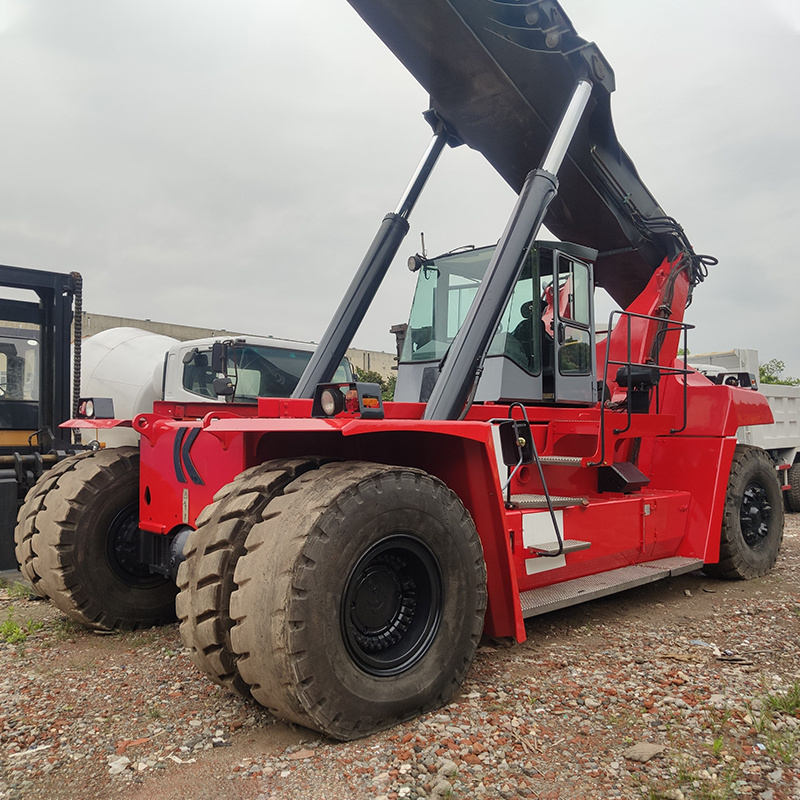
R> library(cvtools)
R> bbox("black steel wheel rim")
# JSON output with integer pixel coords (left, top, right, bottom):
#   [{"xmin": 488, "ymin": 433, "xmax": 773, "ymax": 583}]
[
  {"xmin": 740, "ymin": 481, "xmax": 772, "ymax": 547},
  {"xmin": 341, "ymin": 535, "xmax": 442, "ymax": 676},
  {"xmin": 105, "ymin": 502, "xmax": 163, "ymax": 587}
]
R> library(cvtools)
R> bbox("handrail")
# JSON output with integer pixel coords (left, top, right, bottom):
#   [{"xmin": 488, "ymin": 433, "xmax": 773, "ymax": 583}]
[{"xmin": 589, "ymin": 309, "xmax": 694, "ymax": 465}]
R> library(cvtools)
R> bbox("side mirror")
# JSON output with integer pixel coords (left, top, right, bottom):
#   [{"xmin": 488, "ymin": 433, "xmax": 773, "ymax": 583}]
[
  {"xmin": 210, "ymin": 342, "xmax": 228, "ymax": 375},
  {"xmin": 212, "ymin": 376, "xmax": 235, "ymax": 397},
  {"xmin": 182, "ymin": 347, "xmax": 199, "ymax": 365}
]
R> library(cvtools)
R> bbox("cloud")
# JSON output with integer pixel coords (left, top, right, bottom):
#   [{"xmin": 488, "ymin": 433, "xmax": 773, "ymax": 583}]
[
  {"xmin": 767, "ymin": 0, "xmax": 800, "ymax": 33},
  {"xmin": 0, "ymin": 0, "xmax": 797, "ymax": 378}
]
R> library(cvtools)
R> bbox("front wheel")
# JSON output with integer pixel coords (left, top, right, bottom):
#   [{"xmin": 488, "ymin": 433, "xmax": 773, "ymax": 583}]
[
  {"xmin": 705, "ymin": 446, "xmax": 784, "ymax": 580},
  {"xmin": 15, "ymin": 450, "xmax": 96, "ymax": 598},
  {"xmin": 230, "ymin": 462, "xmax": 487, "ymax": 741},
  {"xmin": 31, "ymin": 447, "xmax": 177, "ymax": 630},
  {"xmin": 176, "ymin": 457, "xmax": 326, "ymax": 697}
]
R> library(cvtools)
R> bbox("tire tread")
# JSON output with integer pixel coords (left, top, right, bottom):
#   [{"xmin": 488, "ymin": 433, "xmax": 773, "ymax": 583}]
[
  {"xmin": 26, "ymin": 447, "xmax": 176, "ymax": 629},
  {"xmin": 706, "ymin": 445, "xmax": 784, "ymax": 580},
  {"xmin": 176, "ymin": 458, "xmax": 324, "ymax": 697},
  {"xmin": 230, "ymin": 462, "xmax": 486, "ymax": 740}
]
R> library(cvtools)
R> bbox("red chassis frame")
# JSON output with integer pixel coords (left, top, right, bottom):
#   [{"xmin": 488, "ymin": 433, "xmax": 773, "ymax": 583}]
[{"xmin": 124, "ymin": 377, "xmax": 768, "ymax": 645}]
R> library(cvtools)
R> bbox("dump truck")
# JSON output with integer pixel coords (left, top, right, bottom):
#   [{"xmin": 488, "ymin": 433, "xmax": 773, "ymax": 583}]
[
  {"xmin": 0, "ymin": 265, "xmax": 81, "ymax": 570},
  {"xmin": 688, "ymin": 348, "xmax": 800, "ymax": 511},
  {"xmin": 20, "ymin": 0, "xmax": 783, "ymax": 741}
]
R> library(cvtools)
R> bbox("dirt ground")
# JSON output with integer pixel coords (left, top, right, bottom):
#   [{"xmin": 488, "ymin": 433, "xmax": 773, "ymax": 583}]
[{"xmin": 1, "ymin": 515, "xmax": 798, "ymax": 800}]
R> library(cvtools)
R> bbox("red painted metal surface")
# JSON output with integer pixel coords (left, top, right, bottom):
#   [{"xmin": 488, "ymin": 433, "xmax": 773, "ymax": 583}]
[{"xmin": 61, "ymin": 418, "xmax": 132, "ymax": 429}]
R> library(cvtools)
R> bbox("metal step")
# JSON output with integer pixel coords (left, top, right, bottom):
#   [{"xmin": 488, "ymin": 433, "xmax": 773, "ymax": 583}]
[
  {"xmin": 527, "ymin": 539, "xmax": 591, "ymax": 555},
  {"xmin": 511, "ymin": 494, "xmax": 588, "ymax": 509},
  {"xmin": 537, "ymin": 455, "xmax": 583, "ymax": 466},
  {"xmin": 519, "ymin": 556, "xmax": 704, "ymax": 618}
]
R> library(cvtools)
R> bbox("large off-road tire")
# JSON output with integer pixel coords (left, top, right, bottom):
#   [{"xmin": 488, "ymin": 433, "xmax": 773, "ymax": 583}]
[
  {"xmin": 176, "ymin": 458, "xmax": 325, "ymax": 698},
  {"xmin": 230, "ymin": 461, "xmax": 487, "ymax": 741},
  {"xmin": 31, "ymin": 446, "xmax": 177, "ymax": 630},
  {"xmin": 705, "ymin": 446, "xmax": 784, "ymax": 580},
  {"xmin": 785, "ymin": 462, "xmax": 800, "ymax": 513},
  {"xmin": 14, "ymin": 450, "xmax": 96, "ymax": 598}
]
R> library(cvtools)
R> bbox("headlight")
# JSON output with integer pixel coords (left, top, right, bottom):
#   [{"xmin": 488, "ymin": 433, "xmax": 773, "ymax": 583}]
[
  {"xmin": 320, "ymin": 388, "xmax": 344, "ymax": 416},
  {"xmin": 76, "ymin": 397, "xmax": 115, "ymax": 419},
  {"xmin": 312, "ymin": 382, "xmax": 384, "ymax": 420}
]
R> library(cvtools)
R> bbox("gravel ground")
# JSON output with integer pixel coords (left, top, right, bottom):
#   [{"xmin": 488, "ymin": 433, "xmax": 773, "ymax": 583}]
[{"xmin": 0, "ymin": 514, "xmax": 798, "ymax": 800}]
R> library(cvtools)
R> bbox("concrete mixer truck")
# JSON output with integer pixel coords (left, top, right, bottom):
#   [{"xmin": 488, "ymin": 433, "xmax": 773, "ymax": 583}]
[{"xmin": 75, "ymin": 327, "xmax": 353, "ymax": 448}]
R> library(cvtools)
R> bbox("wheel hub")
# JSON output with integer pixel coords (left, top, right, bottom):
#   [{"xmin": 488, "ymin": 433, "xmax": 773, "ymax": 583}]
[
  {"xmin": 740, "ymin": 481, "xmax": 771, "ymax": 547},
  {"xmin": 105, "ymin": 502, "xmax": 164, "ymax": 587},
  {"xmin": 342, "ymin": 536, "xmax": 441, "ymax": 676}
]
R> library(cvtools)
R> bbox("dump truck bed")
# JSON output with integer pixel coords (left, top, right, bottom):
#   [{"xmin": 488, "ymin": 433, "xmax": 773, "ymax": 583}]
[{"xmin": 346, "ymin": 0, "xmax": 680, "ymax": 307}]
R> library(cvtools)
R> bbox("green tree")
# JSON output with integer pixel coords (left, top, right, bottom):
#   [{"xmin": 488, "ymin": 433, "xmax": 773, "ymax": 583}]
[
  {"xmin": 759, "ymin": 358, "xmax": 800, "ymax": 386},
  {"xmin": 353, "ymin": 366, "xmax": 396, "ymax": 401}
]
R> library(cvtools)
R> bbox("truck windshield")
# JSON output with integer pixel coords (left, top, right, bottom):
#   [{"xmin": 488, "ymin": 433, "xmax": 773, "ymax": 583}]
[
  {"xmin": 0, "ymin": 334, "xmax": 39, "ymax": 401},
  {"xmin": 401, "ymin": 246, "xmax": 541, "ymax": 375},
  {"xmin": 183, "ymin": 345, "xmax": 351, "ymax": 401}
]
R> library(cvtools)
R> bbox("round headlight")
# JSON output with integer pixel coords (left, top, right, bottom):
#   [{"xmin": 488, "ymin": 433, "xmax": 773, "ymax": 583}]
[
  {"xmin": 85, "ymin": 399, "xmax": 95, "ymax": 418},
  {"xmin": 320, "ymin": 389, "xmax": 338, "ymax": 416}
]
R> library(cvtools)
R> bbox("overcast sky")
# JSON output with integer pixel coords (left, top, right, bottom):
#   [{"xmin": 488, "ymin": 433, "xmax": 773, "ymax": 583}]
[{"xmin": 1, "ymin": 0, "xmax": 799, "ymax": 377}]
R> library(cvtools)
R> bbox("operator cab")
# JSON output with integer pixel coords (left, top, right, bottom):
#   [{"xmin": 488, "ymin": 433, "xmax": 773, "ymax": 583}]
[{"xmin": 395, "ymin": 241, "xmax": 598, "ymax": 406}]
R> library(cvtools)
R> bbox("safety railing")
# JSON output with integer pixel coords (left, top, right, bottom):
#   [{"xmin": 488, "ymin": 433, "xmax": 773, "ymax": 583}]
[{"xmin": 589, "ymin": 309, "xmax": 694, "ymax": 466}]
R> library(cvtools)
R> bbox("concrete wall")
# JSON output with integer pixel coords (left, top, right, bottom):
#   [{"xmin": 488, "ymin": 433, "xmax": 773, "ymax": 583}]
[{"xmin": 80, "ymin": 312, "xmax": 398, "ymax": 380}]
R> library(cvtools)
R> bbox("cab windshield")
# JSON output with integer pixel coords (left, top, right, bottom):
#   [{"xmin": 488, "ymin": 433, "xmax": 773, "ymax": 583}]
[
  {"xmin": 182, "ymin": 344, "xmax": 351, "ymax": 401},
  {"xmin": 401, "ymin": 246, "xmax": 542, "ymax": 375}
]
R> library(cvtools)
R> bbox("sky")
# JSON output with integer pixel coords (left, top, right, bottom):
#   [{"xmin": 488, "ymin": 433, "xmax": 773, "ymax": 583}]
[{"xmin": 0, "ymin": 0, "xmax": 799, "ymax": 377}]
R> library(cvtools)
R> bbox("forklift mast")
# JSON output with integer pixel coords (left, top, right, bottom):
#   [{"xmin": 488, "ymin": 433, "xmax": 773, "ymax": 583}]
[
  {"xmin": 0, "ymin": 265, "xmax": 80, "ymax": 569},
  {"xmin": 0, "ymin": 265, "xmax": 79, "ymax": 451}
]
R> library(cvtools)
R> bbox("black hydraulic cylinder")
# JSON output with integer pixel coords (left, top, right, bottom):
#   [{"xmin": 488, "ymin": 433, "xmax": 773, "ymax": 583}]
[
  {"xmin": 423, "ymin": 168, "xmax": 559, "ymax": 420},
  {"xmin": 292, "ymin": 213, "xmax": 409, "ymax": 397},
  {"xmin": 292, "ymin": 133, "xmax": 447, "ymax": 398}
]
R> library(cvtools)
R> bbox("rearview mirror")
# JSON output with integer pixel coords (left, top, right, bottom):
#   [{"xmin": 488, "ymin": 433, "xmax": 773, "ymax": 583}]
[{"xmin": 211, "ymin": 342, "xmax": 228, "ymax": 375}]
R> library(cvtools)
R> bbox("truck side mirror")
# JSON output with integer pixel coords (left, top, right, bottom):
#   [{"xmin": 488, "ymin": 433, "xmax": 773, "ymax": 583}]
[
  {"xmin": 211, "ymin": 342, "xmax": 228, "ymax": 376},
  {"xmin": 212, "ymin": 376, "xmax": 235, "ymax": 397}
]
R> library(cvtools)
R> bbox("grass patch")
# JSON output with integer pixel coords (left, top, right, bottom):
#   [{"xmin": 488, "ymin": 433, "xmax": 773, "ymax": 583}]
[
  {"xmin": 750, "ymin": 682, "xmax": 800, "ymax": 764},
  {"xmin": 0, "ymin": 578, "xmax": 35, "ymax": 601},
  {"xmin": 48, "ymin": 617, "xmax": 85, "ymax": 642},
  {"xmin": 637, "ymin": 756, "xmax": 740, "ymax": 800},
  {"xmin": 762, "ymin": 682, "xmax": 800, "ymax": 716},
  {"xmin": 0, "ymin": 607, "xmax": 43, "ymax": 644}
]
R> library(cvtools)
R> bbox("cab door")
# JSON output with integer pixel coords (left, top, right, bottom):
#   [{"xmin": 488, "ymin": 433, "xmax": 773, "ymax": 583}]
[{"xmin": 551, "ymin": 253, "xmax": 596, "ymax": 404}]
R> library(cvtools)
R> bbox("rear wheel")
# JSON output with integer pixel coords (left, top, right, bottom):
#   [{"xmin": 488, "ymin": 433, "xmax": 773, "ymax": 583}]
[
  {"xmin": 15, "ymin": 451, "xmax": 95, "ymax": 597},
  {"xmin": 705, "ymin": 446, "xmax": 784, "ymax": 579},
  {"xmin": 31, "ymin": 447, "xmax": 176, "ymax": 630},
  {"xmin": 785, "ymin": 462, "xmax": 800, "ymax": 513},
  {"xmin": 230, "ymin": 462, "xmax": 486, "ymax": 740},
  {"xmin": 176, "ymin": 458, "xmax": 325, "ymax": 697}
]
